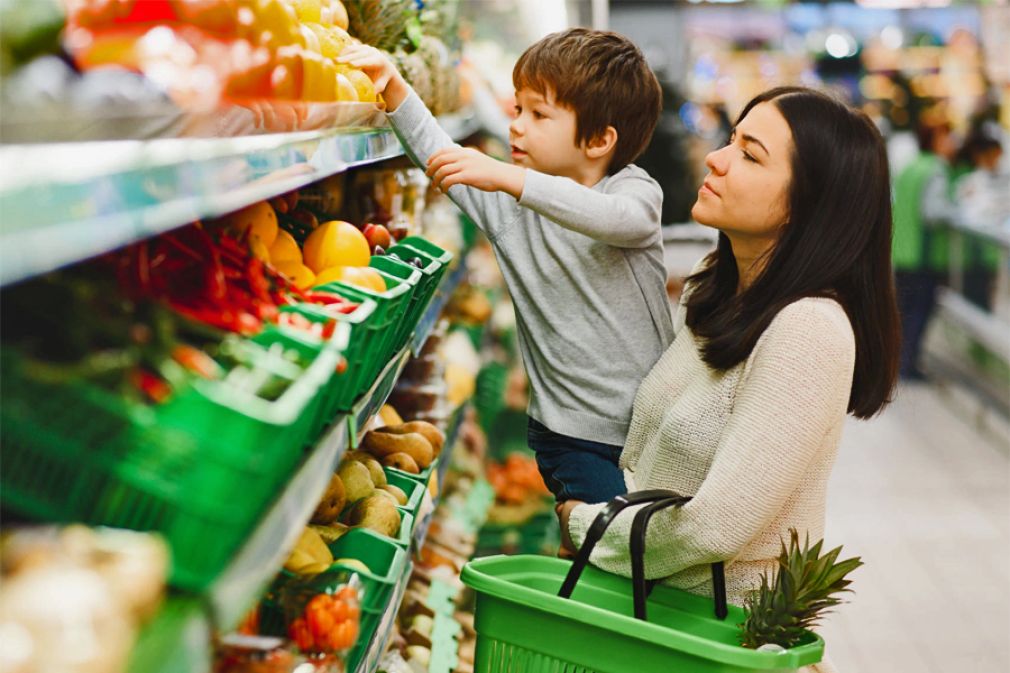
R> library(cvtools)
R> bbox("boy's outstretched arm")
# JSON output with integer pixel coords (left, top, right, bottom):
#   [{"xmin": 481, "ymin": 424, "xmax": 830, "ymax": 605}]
[
  {"xmin": 338, "ymin": 45, "xmax": 520, "ymax": 239},
  {"xmin": 515, "ymin": 170, "xmax": 663, "ymax": 249}
]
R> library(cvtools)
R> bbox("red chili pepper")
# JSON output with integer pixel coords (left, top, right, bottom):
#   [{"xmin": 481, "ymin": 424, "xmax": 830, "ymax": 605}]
[
  {"xmin": 192, "ymin": 224, "xmax": 226, "ymax": 301},
  {"xmin": 135, "ymin": 241, "xmax": 151, "ymax": 291},
  {"xmin": 303, "ymin": 291, "xmax": 346, "ymax": 305},
  {"xmin": 131, "ymin": 369, "xmax": 172, "ymax": 404},
  {"xmin": 161, "ymin": 233, "xmax": 205, "ymax": 262}
]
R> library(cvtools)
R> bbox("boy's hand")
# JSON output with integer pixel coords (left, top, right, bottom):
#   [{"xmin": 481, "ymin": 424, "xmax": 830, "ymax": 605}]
[
  {"xmin": 427, "ymin": 147, "xmax": 526, "ymax": 199},
  {"xmin": 556, "ymin": 500, "xmax": 585, "ymax": 554},
  {"xmin": 337, "ymin": 44, "xmax": 410, "ymax": 111}
]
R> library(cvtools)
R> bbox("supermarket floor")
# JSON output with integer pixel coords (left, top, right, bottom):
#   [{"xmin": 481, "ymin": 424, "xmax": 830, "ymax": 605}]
[{"xmin": 818, "ymin": 380, "xmax": 1010, "ymax": 673}]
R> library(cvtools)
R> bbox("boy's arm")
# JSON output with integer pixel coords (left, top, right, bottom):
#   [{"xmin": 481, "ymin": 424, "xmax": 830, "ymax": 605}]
[
  {"xmin": 517, "ymin": 169, "xmax": 664, "ymax": 248},
  {"xmin": 339, "ymin": 45, "xmax": 520, "ymax": 240}
]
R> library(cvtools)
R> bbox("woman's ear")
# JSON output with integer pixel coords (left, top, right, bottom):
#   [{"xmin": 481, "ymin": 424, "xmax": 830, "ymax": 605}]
[{"xmin": 585, "ymin": 126, "xmax": 618, "ymax": 160}]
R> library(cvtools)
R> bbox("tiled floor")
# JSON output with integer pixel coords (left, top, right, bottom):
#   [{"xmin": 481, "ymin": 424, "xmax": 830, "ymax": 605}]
[{"xmin": 817, "ymin": 382, "xmax": 1010, "ymax": 673}]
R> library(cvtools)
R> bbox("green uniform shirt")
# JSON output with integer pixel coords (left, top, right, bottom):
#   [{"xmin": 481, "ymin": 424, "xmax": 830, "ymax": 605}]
[{"xmin": 892, "ymin": 153, "xmax": 950, "ymax": 272}]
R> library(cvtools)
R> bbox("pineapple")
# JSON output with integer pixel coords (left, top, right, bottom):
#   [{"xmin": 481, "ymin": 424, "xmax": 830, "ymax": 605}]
[
  {"xmin": 739, "ymin": 529, "xmax": 863, "ymax": 650},
  {"xmin": 392, "ymin": 47, "xmax": 434, "ymax": 110},
  {"xmin": 343, "ymin": 0, "xmax": 413, "ymax": 51},
  {"xmin": 415, "ymin": 35, "xmax": 452, "ymax": 114}
]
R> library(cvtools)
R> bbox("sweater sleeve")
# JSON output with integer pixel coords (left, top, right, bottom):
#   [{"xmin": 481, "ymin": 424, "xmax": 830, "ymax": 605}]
[
  {"xmin": 387, "ymin": 89, "xmax": 521, "ymax": 241},
  {"xmin": 567, "ymin": 299, "xmax": 855, "ymax": 580},
  {"xmin": 517, "ymin": 166, "xmax": 663, "ymax": 248}
]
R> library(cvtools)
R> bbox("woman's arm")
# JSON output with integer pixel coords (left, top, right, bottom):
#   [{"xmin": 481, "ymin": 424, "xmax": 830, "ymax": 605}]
[{"xmin": 567, "ymin": 299, "xmax": 856, "ymax": 579}]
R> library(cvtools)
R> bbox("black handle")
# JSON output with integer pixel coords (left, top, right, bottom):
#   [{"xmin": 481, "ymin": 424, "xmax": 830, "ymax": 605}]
[{"xmin": 559, "ymin": 489, "xmax": 728, "ymax": 622}]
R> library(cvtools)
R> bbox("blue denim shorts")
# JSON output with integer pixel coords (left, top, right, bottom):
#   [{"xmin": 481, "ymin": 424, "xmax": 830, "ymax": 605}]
[{"xmin": 527, "ymin": 416, "xmax": 626, "ymax": 504}]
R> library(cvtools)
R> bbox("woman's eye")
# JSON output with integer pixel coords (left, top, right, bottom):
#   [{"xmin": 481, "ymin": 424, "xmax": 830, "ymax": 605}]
[{"xmin": 742, "ymin": 150, "xmax": 757, "ymax": 163}]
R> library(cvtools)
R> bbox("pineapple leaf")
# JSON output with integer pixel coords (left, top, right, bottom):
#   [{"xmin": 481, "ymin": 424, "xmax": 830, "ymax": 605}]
[{"xmin": 739, "ymin": 528, "xmax": 863, "ymax": 650}]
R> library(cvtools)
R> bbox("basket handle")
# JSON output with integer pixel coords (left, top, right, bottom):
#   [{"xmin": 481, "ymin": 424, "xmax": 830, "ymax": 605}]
[
  {"xmin": 558, "ymin": 489, "xmax": 728, "ymax": 622},
  {"xmin": 630, "ymin": 495, "xmax": 728, "ymax": 621}
]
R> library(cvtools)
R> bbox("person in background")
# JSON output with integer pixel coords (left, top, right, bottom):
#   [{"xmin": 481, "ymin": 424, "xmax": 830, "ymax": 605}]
[
  {"xmin": 953, "ymin": 131, "xmax": 1006, "ymax": 311},
  {"xmin": 891, "ymin": 117, "xmax": 959, "ymax": 380},
  {"xmin": 557, "ymin": 87, "xmax": 900, "ymax": 673}
]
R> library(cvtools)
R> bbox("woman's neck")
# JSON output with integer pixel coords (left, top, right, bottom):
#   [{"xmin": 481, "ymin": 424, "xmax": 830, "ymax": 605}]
[{"xmin": 728, "ymin": 234, "xmax": 775, "ymax": 292}]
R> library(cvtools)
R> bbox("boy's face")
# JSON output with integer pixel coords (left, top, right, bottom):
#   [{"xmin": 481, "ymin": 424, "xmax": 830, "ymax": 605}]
[{"xmin": 510, "ymin": 88, "xmax": 588, "ymax": 180}]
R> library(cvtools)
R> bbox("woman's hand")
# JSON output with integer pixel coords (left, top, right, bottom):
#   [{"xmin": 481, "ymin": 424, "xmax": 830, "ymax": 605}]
[
  {"xmin": 426, "ymin": 147, "xmax": 526, "ymax": 198},
  {"xmin": 556, "ymin": 500, "xmax": 585, "ymax": 554},
  {"xmin": 337, "ymin": 44, "xmax": 410, "ymax": 111}
]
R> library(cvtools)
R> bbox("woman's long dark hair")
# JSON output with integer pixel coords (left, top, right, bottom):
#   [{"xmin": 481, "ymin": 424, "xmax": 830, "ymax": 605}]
[{"xmin": 685, "ymin": 87, "xmax": 900, "ymax": 418}]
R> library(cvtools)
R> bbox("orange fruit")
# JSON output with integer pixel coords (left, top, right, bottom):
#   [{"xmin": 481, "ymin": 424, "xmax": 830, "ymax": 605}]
[
  {"xmin": 221, "ymin": 201, "xmax": 278, "ymax": 248},
  {"xmin": 303, "ymin": 221, "xmax": 370, "ymax": 272},
  {"xmin": 314, "ymin": 266, "xmax": 386, "ymax": 293},
  {"xmin": 335, "ymin": 72, "xmax": 359, "ymax": 102},
  {"xmin": 275, "ymin": 261, "xmax": 317, "ymax": 290},
  {"xmin": 269, "ymin": 229, "xmax": 302, "ymax": 264}
]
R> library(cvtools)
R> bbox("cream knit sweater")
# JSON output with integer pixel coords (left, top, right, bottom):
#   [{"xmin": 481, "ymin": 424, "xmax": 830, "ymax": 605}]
[{"xmin": 567, "ymin": 273, "xmax": 855, "ymax": 671}]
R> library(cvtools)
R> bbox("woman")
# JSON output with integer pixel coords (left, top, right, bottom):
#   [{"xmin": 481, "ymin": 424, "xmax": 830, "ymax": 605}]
[{"xmin": 558, "ymin": 87, "xmax": 900, "ymax": 664}]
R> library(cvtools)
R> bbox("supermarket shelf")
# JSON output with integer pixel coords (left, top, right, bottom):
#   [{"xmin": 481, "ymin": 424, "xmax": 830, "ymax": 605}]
[
  {"xmin": 355, "ymin": 559, "xmax": 414, "ymax": 673},
  {"xmin": 412, "ymin": 402, "xmax": 468, "ymax": 550},
  {"xmin": 351, "ymin": 348, "xmax": 412, "ymax": 444},
  {"xmin": 0, "ymin": 114, "xmax": 478, "ymax": 288},
  {"xmin": 208, "ymin": 414, "xmax": 351, "ymax": 631},
  {"xmin": 412, "ymin": 261, "xmax": 468, "ymax": 355}
]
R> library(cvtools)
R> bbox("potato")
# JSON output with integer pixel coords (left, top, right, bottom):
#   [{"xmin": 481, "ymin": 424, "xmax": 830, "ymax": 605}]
[
  {"xmin": 382, "ymin": 452, "xmax": 419, "ymax": 474},
  {"xmin": 363, "ymin": 431, "xmax": 433, "ymax": 468},
  {"xmin": 375, "ymin": 421, "xmax": 445, "ymax": 456}
]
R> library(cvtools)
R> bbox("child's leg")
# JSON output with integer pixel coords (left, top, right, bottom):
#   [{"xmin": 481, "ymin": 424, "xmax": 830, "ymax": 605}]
[{"xmin": 527, "ymin": 417, "xmax": 626, "ymax": 504}]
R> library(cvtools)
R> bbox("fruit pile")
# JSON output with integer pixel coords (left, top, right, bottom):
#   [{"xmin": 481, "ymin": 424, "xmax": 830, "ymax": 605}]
[
  {"xmin": 215, "ymin": 192, "xmax": 396, "ymax": 293},
  {"xmin": 287, "ymin": 584, "xmax": 361, "ymax": 654},
  {"xmin": 486, "ymin": 453, "xmax": 550, "ymax": 506},
  {"xmin": 63, "ymin": 0, "xmax": 378, "ymax": 105}
]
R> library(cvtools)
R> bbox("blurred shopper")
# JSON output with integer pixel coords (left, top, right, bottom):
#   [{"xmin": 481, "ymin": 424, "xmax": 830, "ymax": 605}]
[
  {"xmin": 953, "ymin": 130, "xmax": 1006, "ymax": 311},
  {"xmin": 891, "ymin": 118, "xmax": 959, "ymax": 380},
  {"xmin": 559, "ymin": 88, "xmax": 900, "ymax": 673}
]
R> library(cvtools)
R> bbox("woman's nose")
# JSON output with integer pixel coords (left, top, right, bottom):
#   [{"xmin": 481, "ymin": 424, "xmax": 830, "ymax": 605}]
[{"xmin": 705, "ymin": 145, "xmax": 730, "ymax": 175}]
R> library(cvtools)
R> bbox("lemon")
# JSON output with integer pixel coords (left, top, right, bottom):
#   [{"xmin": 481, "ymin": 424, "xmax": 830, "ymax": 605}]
[
  {"xmin": 269, "ymin": 229, "xmax": 302, "ymax": 264},
  {"xmin": 314, "ymin": 266, "xmax": 387, "ymax": 293},
  {"xmin": 251, "ymin": 238, "xmax": 272, "ymax": 262},
  {"xmin": 304, "ymin": 22, "xmax": 350, "ymax": 60},
  {"xmin": 300, "ymin": 23, "xmax": 322, "ymax": 54},
  {"xmin": 303, "ymin": 221, "xmax": 370, "ymax": 273},
  {"xmin": 335, "ymin": 72, "xmax": 359, "ymax": 102},
  {"xmin": 292, "ymin": 0, "xmax": 322, "ymax": 23},
  {"xmin": 301, "ymin": 51, "xmax": 335, "ymax": 101},
  {"xmin": 327, "ymin": 0, "xmax": 349, "ymax": 31},
  {"xmin": 221, "ymin": 201, "xmax": 278, "ymax": 248},
  {"xmin": 338, "ymin": 66, "xmax": 376, "ymax": 103},
  {"xmin": 275, "ymin": 261, "xmax": 317, "ymax": 290}
]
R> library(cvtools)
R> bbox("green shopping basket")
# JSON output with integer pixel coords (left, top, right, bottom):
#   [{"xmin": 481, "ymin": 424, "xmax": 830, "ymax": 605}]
[{"xmin": 461, "ymin": 490, "xmax": 825, "ymax": 673}]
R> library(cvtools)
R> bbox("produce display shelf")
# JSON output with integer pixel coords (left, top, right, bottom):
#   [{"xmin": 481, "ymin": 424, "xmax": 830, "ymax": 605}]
[
  {"xmin": 411, "ymin": 260, "xmax": 468, "ymax": 356},
  {"xmin": 936, "ymin": 288, "xmax": 1010, "ymax": 362},
  {"xmin": 411, "ymin": 402, "xmax": 469, "ymax": 550},
  {"xmin": 950, "ymin": 216, "xmax": 1010, "ymax": 249},
  {"xmin": 351, "ymin": 348, "xmax": 412, "ymax": 444},
  {"xmin": 208, "ymin": 414, "xmax": 351, "ymax": 631},
  {"xmin": 0, "ymin": 114, "xmax": 475, "ymax": 288},
  {"xmin": 354, "ymin": 558, "xmax": 414, "ymax": 673}
]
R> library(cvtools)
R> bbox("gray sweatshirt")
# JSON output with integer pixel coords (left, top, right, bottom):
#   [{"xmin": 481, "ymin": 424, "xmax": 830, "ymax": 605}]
[{"xmin": 388, "ymin": 90, "xmax": 674, "ymax": 445}]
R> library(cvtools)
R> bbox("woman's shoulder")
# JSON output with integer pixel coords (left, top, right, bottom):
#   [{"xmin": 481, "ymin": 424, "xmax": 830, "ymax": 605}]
[{"xmin": 760, "ymin": 297, "xmax": 855, "ymax": 360}]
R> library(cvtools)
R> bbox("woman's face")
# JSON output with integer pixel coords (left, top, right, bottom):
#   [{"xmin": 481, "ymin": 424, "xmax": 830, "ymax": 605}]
[{"xmin": 692, "ymin": 102, "xmax": 794, "ymax": 243}]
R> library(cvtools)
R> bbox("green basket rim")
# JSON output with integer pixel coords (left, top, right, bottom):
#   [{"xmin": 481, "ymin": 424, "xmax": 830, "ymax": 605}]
[
  {"xmin": 369, "ymin": 255, "xmax": 425, "ymax": 285},
  {"xmin": 461, "ymin": 554, "xmax": 824, "ymax": 669}
]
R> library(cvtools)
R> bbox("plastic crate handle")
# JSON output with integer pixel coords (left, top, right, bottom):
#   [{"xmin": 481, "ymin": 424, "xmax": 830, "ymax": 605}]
[{"xmin": 558, "ymin": 489, "xmax": 728, "ymax": 622}]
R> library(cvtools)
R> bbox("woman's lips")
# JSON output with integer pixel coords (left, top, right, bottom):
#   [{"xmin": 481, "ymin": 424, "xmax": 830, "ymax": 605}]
[{"xmin": 699, "ymin": 181, "xmax": 719, "ymax": 197}]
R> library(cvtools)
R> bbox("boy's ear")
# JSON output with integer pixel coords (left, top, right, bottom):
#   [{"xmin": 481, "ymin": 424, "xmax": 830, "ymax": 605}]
[{"xmin": 585, "ymin": 126, "xmax": 618, "ymax": 161}]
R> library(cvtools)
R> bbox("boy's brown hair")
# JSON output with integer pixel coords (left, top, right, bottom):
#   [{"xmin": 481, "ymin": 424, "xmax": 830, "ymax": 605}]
[{"xmin": 513, "ymin": 28, "xmax": 662, "ymax": 175}]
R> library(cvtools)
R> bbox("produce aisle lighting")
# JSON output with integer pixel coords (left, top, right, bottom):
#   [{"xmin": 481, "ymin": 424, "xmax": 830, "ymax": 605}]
[
  {"xmin": 856, "ymin": 0, "xmax": 952, "ymax": 7},
  {"xmin": 880, "ymin": 25, "xmax": 904, "ymax": 50},
  {"xmin": 825, "ymin": 33, "xmax": 858, "ymax": 59}
]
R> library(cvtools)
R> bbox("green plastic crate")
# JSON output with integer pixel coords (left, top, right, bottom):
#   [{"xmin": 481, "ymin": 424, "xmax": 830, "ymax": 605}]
[
  {"xmin": 368, "ymin": 255, "xmax": 429, "ymax": 352},
  {"xmin": 384, "ymin": 453, "xmax": 436, "ymax": 489},
  {"xmin": 0, "ymin": 335, "xmax": 335, "ymax": 590},
  {"xmin": 461, "ymin": 555, "xmax": 824, "ymax": 673},
  {"xmin": 315, "ymin": 270, "xmax": 414, "ymax": 398},
  {"xmin": 385, "ymin": 470, "xmax": 426, "ymax": 524},
  {"xmin": 292, "ymin": 298, "xmax": 378, "ymax": 413},
  {"xmin": 128, "ymin": 598, "xmax": 211, "ymax": 673}
]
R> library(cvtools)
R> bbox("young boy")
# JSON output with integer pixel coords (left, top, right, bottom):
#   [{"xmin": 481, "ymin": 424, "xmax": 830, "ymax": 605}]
[{"xmin": 340, "ymin": 28, "xmax": 673, "ymax": 506}]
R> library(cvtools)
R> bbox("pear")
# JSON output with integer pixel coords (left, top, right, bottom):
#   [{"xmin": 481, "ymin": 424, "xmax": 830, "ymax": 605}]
[
  {"xmin": 380, "ymin": 484, "xmax": 408, "ymax": 506},
  {"xmin": 345, "ymin": 495, "xmax": 401, "ymax": 538},
  {"xmin": 363, "ymin": 457, "xmax": 387, "ymax": 487},
  {"xmin": 338, "ymin": 460, "xmax": 374, "ymax": 503}
]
